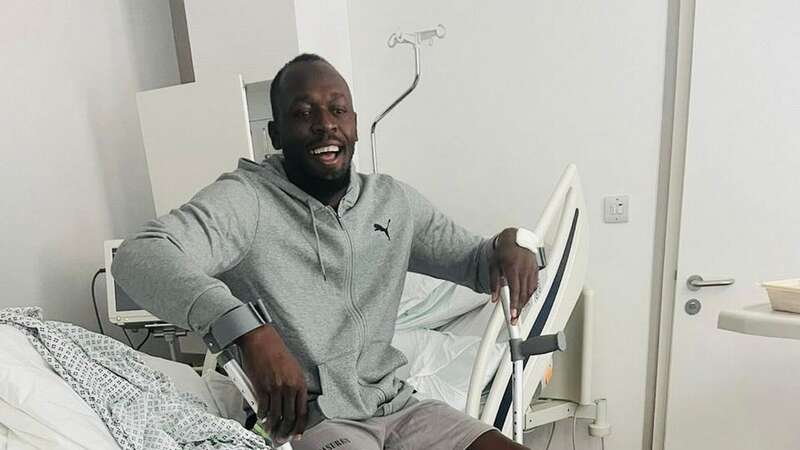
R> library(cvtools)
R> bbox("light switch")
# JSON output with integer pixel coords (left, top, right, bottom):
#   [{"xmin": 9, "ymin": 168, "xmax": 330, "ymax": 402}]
[{"xmin": 604, "ymin": 195, "xmax": 629, "ymax": 223}]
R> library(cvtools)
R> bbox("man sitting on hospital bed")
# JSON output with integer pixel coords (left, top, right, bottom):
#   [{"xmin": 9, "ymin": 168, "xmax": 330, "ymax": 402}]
[{"xmin": 112, "ymin": 54, "xmax": 539, "ymax": 450}]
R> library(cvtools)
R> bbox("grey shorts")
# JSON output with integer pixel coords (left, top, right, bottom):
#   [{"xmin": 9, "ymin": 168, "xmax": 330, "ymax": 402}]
[{"xmin": 290, "ymin": 399, "xmax": 495, "ymax": 450}]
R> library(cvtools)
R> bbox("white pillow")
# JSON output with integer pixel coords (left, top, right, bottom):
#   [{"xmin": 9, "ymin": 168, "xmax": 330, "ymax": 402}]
[
  {"xmin": 0, "ymin": 325, "xmax": 120, "ymax": 449},
  {"xmin": 0, "ymin": 325, "xmax": 245, "ymax": 449}
]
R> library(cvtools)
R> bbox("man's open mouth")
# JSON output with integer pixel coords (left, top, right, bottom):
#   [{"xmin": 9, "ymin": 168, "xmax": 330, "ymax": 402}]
[{"xmin": 309, "ymin": 145, "xmax": 342, "ymax": 165}]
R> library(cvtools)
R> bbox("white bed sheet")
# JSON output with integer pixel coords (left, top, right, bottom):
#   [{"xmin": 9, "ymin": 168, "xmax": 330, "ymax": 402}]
[
  {"xmin": 0, "ymin": 421, "xmax": 8, "ymax": 450},
  {"xmin": 397, "ymin": 273, "xmax": 490, "ymax": 331},
  {"xmin": 0, "ymin": 325, "xmax": 245, "ymax": 449},
  {"xmin": 394, "ymin": 290, "xmax": 508, "ymax": 411},
  {"xmin": 395, "ymin": 265, "xmax": 552, "ymax": 412}
]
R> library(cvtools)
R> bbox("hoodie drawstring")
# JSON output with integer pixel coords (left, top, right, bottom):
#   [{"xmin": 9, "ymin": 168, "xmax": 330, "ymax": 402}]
[{"xmin": 308, "ymin": 201, "xmax": 327, "ymax": 281}]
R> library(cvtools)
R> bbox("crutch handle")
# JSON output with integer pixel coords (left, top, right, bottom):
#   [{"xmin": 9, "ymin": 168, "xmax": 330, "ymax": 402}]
[
  {"xmin": 523, "ymin": 331, "xmax": 566, "ymax": 354},
  {"xmin": 510, "ymin": 331, "xmax": 566, "ymax": 362}
]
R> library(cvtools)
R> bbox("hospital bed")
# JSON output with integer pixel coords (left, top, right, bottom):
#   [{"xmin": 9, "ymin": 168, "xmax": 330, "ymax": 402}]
[
  {"xmin": 367, "ymin": 28, "xmax": 607, "ymax": 438},
  {"xmin": 469, "ymin": 164, "xmax": 606, "ymax": 437},
  {"xmin": 389, "ymin": 164, "xmax": 609, "ymax": 441}
]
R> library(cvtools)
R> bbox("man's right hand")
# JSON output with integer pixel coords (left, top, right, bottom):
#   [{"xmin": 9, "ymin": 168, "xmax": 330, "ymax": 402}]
[{"xmin": 237, "ymin": 325, "xmax": 308, "ymax": 442}]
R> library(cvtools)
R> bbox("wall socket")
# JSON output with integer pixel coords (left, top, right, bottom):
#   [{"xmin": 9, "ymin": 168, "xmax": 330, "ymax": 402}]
[{"xmin": 604, "ymin": 195, "xmax": 629, "ymax": 223}]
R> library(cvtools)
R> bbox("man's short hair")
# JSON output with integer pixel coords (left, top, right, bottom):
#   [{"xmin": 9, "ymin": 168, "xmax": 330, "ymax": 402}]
[{"xmin": 269, "ymin": 53, "xmax": 330, "ymax": 121}]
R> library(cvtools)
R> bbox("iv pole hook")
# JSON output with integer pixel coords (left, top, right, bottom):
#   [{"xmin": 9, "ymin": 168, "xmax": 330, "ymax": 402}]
[{"xmin": 370, "ymin": 24, "xmax": 446, "ymax": 173}]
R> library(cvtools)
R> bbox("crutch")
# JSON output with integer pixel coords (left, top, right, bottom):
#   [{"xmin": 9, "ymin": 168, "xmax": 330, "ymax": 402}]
[
  {"xmin": 497, "ymin": 246, "xmax": 566, "ymax": 444},
  {"xmin": 214, "ymin": 347, "xmax": 294, "ymax": 450}
]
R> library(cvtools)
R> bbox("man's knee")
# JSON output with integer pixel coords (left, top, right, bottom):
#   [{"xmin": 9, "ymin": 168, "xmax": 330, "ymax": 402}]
[{"xmin": 467, "ymin": 430, "xmax": 528, "ymax": 450}]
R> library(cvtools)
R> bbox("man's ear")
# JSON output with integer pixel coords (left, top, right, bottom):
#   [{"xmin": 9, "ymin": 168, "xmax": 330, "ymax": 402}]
[
  {"xmin": 353, "ymin": 112, "xmax": 358, "ymax": 142},
  {"xmin": 267, "ymin": 120, "xmax": 282, "ymax": 150}
]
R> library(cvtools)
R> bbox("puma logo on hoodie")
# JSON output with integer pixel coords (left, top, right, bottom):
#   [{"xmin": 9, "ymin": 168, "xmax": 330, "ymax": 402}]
[{"xmin": 373, "ymin": 219, "xmax": 391, "ymax": 240}]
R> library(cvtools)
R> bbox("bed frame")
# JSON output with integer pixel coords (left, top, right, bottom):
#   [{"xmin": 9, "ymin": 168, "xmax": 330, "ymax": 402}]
[{"xmin": 465, "ymin": 164, "xmax": 611, "ymax": 441}]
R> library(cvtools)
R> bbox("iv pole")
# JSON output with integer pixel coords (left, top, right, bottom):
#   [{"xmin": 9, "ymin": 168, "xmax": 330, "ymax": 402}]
[{"xmin": 369, "ymin": 25, "xmax": 446, "ymax": 173}]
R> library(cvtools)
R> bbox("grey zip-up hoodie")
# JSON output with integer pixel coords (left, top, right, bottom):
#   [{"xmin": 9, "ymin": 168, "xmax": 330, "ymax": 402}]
[{"xmin": 112, "ymin": 155, "xmax": 493, "ymax": 422}]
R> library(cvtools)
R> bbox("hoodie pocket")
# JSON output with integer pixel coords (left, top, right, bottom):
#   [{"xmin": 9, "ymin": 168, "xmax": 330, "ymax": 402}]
[
  {"xmin": 316, "ymin": 351, "xmax": 374, "ymax": 420},
  {"xmin": 316, "ymin": 344, "xmax": 410, "ymax": 420},
  {"xmin": 357, "ymin": 341, "xmax": 409, "ymax": 384}
]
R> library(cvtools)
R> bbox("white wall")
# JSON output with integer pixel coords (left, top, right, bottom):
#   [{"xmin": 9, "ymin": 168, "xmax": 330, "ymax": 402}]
[
  {"xmin": 184, "ymin": 0, "xmax": 299, "ymax": 83},
  {"xmin": 347, "ymin": 1, "xmax": 668, "ymax": 448},
  {"xmin": 294, "ymin": 0, "xmax": 355, "ymax": 88},
  {"xmin": 0, "ymin": 1, "xmax": 179, "ymax": 340},
  {"xmin": 182, "ymin": 0, "xmax": 355, "ymax": 86}
]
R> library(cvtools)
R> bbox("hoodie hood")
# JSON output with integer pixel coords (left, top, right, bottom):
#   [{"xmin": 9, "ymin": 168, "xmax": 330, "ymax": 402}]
[
  {"xmin": 237, "ymin": 155, "xmax": 362, "ymax": 216},
  {"xmin": 237, "ymin": 155, "xmax": 363, "ymax": 281}
]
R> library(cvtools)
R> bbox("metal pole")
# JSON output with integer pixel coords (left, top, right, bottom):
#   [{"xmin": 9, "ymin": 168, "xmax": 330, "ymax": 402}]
[
  {"xmin": 370, "ymin": 44, "xmax": 420, "ymax": 173},
  {"xmin": 369, "ymin": 25, "xmax": 445, "ymax": 173}
]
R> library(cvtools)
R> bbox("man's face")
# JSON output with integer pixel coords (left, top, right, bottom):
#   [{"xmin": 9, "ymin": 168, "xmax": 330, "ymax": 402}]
[{"xmin": 268, "ymin": 61, "xmax": 357, "ymax": 183}]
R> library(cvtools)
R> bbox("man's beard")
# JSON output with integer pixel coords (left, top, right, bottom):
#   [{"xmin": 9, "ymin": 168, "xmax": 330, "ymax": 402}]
[
  {"xmin": 283, "ymin": 150, "xmax": 352, "ymax": 198},
  {"xmin": 307, "ymin": 170, "xmax": 350, "ymax": 194}
]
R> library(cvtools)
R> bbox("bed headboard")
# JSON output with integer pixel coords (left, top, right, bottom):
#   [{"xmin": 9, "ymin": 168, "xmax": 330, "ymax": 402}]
[{"xmin": 465, "ymin": 164, "xmax": 589, "ymax": 434}]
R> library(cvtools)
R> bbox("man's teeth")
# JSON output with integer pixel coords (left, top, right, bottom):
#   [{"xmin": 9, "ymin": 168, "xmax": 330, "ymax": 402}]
[{"xmin": 310, "ymin": 145, "xmax": 340, "ymax": 155}]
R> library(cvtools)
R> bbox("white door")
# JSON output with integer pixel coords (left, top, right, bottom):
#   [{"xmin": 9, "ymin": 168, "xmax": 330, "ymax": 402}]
[{"xmin": 663, "ymin": 1, "xmax": 800, "ymax": 449}]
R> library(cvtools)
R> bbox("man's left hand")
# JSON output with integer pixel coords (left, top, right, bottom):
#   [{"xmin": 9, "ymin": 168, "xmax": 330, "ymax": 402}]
[{"xmin": 489, "ymin": 227, "xmax": 539, "ymax": 324}]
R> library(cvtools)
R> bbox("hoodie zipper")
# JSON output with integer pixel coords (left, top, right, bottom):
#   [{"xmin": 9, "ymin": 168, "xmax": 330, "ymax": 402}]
[
  {"xmin": 329, "ymin": 207, "xmax": 389, "ymax": 404},
  {"xmin": 328, "ymin": 207, "xmax": 368, "ymax": 354}
]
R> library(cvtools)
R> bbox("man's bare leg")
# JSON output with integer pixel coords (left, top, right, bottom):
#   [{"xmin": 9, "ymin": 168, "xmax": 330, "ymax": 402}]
[{"xmin": 468, "ymin": 430, "xmax": 528, "ymax": 450}]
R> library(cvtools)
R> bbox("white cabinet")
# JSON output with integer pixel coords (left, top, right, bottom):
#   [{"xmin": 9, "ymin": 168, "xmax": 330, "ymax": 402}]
[{"xmin": 136, "ymin": 74, "xmax": 256, "ymax": 216}]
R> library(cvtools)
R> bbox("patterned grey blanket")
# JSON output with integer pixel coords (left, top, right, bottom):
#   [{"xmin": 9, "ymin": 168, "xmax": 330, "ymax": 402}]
[{"xmin": 0, "ymin": 307, "xmax": 267, "ymax": 450}]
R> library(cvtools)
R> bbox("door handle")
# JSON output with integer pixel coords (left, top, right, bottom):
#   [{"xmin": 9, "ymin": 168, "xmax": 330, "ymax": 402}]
[{"xmin": 686, "ymin": 274, "xmax": 735, "ymax": 291}]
